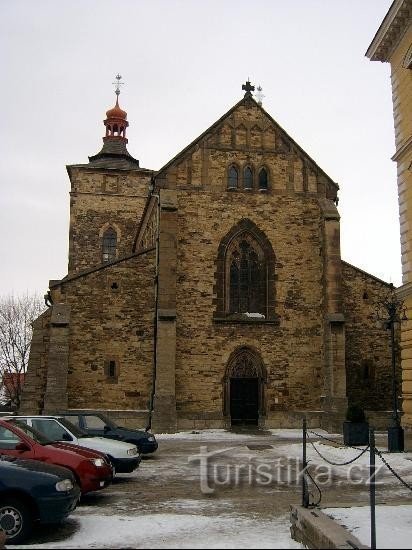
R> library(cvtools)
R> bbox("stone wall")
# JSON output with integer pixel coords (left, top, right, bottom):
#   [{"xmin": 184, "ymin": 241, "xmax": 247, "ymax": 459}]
[
  {"xmin": 153, "ymin": 98, "xmax": 339, "ymax": 429},
  {"xmin": 19, "ymin": 310, "xmax": 52, "ymax": 414},
  {"xmin": 45, "ymin": 251, "xmax": 156, "ymax": 414},
  {"xmin": 67, "ymin": 167, "xmax": 151, "ymax": 274},
  {"xmin": 174, "ymin": 191, "xmax": 325, "ymax": 428},
  {"xmin": 342, "ymin": 261, "xmax": 398, "ymax": 412},
  {"xmin": 390, "ymin": 23, "xmax": 412, "ymax": 429}
]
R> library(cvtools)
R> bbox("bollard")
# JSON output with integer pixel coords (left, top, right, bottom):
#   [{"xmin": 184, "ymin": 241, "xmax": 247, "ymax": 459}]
[
  {"xmin": 369, "ymin": 428, "xmax": 376, "ymax": 550},
  {"xmin": 302, "ymin": 416, "xmax": 309, "ymax": 508}
]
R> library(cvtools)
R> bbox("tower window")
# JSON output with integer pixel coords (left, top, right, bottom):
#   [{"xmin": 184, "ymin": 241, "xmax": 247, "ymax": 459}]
[
  {"xmin": 258, "ymin": 168, "xmax": 268, "ymax": 191},
  {"xmin": 244, "ymin": 167, "xmax": 253, "ymax": 190},
  {"xmin": 102, "ymin": 228, "xmax": 117, "ymax": 263},
  {"xmin": 105, "ymin": 358, "xmax": 119, "ymax": 381},
  {"xmin": 228, "ymin": 166, "xmax": 239, "ymax": 189},
  {"xmin": 109, "ymin": 360, "xmax": 116, "ymax": 378}
]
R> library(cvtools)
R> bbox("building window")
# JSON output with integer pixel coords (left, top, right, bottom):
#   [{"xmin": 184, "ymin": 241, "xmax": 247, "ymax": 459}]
[
  {"xmin": 214, "ymin": 219, "xmax": 276, "ymax": 321},
  {"xmin": 102, "ymin": 228, "xmax": 117, "ymax": 263},
  {"xmin": 228, "ymin": 239, "xmax": 265, "ymax": 314},
  {"xmin": 243, "ymin": 166, "xmax": 253, "ymax": 190},
  {"xmin": 105, "ymin": 359, "xmax": 118, "ymax": 381},
  {"xmin": 109, "ymin": 360, "xmax": 116, "ymax": 378},
  {"xmin": 258, "ymin": 168, "xmax": 268, "ymax": 191},
  {"xmin": 362, "ymin": 360, "xmax": 375, "ymax": 383},
  {"xmin": 228, "ymin": 166, "xmax": 239, "ymax": 189}
]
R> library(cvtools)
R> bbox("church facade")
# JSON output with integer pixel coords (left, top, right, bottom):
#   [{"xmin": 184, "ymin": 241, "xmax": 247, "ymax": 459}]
[{"xmin": 20, "ymin": 82, "xmax": 399, "ymax": 432}]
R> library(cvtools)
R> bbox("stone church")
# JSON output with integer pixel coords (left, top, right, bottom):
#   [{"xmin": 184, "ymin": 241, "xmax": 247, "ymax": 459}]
[{"xmin": 20, "ymin": 80, "xmax": 398, "ymax": 432}]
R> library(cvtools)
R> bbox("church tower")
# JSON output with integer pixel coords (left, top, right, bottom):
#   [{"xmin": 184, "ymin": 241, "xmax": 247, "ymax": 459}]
[{"xmin": 66, "ymin": 75, "xmax": 152, "ymax": 275}]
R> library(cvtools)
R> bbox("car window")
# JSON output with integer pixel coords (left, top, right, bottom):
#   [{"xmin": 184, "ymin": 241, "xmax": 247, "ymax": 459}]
[
  {"xmin": 31, "ymin": 419, "xmax": 70, "ymax": 442},
  {"xmin": 0, "ymin": 425, "xmax": 21, "ymax": 449},
  {"xmin": 56, "ymin": 417, "xmax": 87, "ymax": 437},
  {"xmin": 8, "ymin": 420, "xmax": 53, "ymax": 445},
  {"xmin": 83, "ymin": 416, "xmax": 107, "ymax": 430},
  {"xmin": 61, "ymin": 415, "xmax": 80, "ymax": 428}
]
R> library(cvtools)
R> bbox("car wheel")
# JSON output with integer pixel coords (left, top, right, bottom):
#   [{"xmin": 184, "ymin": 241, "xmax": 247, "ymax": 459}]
[{"xmin": 0, "ymin": 497, "xmax": 33, "ymax": 544}]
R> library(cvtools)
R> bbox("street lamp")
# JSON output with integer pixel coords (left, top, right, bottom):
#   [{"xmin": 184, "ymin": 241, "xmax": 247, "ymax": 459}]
[{"xmin": 376, "ymin": 283, "xmax": 407, "ymax": 452}]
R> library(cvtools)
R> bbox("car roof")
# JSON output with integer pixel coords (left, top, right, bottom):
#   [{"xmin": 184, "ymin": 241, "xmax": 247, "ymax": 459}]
[{"xmin": 7, "ymin": 415, "xmax": 64, "ymax": 419}]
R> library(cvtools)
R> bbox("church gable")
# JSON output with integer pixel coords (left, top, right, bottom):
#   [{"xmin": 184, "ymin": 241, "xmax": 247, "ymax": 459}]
[{"xmin": 156, "ymin": 90, "xmax": 338, "ymax": 203}]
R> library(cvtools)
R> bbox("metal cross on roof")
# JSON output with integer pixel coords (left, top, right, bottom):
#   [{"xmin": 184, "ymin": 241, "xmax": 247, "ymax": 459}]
[
  {"xmin": 255, "ymin": 85, "xmax": 265, "ymax": 105},
  {"xmin": 112, "ymin": 74, "xmax": 124, "ymax": 96},
  {"xmin": 242, "ymin": 79, "xmax": 255, "ymax": 96}
]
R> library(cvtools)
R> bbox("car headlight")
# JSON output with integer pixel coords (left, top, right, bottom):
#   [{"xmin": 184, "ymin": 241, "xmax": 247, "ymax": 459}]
[
  {"xmin": 91, "ymin": 458, "xmax": 105, "ymax": 467},
  {"xmin": 148, "ymin": 436, "xmax": 155, "ymax": 442},
  {"xmin": 127, "ymin": 447, "xmax": 138, "ymax": 456},
  {"xmin": 55, "ymin": 479, "xmax": 74, "ymax": 492}
]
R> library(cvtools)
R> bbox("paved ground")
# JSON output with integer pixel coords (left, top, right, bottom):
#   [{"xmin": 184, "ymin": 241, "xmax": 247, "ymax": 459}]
[{"xmin": 14, "ymin": 429, "xmax": 412, "ymax": 548}]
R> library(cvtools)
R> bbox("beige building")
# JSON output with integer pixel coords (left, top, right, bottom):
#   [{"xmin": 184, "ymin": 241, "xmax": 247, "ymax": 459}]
[
  {"xmin": 20, "ymin": 81, "xmax": 399, "ymax": 433},
  {"xmin": 366, "ymin": 0, "xmax": 412, "ymax": 432}
]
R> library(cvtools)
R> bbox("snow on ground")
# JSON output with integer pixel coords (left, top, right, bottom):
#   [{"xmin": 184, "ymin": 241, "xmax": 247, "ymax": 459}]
[
  {"xmin": 156, "ymin": 429, "xmax": 262, "ymax": 440},
  {"xmin": 8, "ymin": 512, "xmax": 301, "ymax": 549},
  {"xmin": 155, "ymin": 428, "xmax": 412, "ymax": 487},
  {"xmin": 156, "ymin": 428, "xmax": 337, "ymax": 441},
  {"xmin": 324, "ymin": 505, "xmax": 412, "ymax": 549},
  {"xmin": 273, "ymin": 441, "xmax": 412, "ymax": 483}
]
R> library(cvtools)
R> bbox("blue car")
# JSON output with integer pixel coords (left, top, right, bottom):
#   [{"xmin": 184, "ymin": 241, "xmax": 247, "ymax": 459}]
[
  {"xmin": 0, "ymin": 456, "xmax": 80, "ymax": 544},
  {"xmin": 59, "ymin": 412, "xmax": 158, "ymax": 454}
]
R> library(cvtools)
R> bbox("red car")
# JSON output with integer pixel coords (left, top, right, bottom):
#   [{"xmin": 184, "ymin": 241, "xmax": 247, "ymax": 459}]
[{"xmin": 0, "ymin": 419, "xmax": 112, "ymax": 494}]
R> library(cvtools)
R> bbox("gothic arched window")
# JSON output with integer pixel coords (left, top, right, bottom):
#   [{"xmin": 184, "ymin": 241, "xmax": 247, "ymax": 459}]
[
  {"xmin": 228, "ymin": 166, "xmax": 239, "ymax": 189},
  {"xmin": 258, "ymin": 167, "xmax": 268, "ymax": 191},
  {"xmin": 243, "ymin": 167, "xmax": 253, "ymax": 190},
  {"xmin": 214, "ymin": 219, "xmax": 276, "ymax": 321},
  {"xmin": 102, "ymin": 228, "xmax": 117, "ymax": 263},
  {"xmin": 227, "ymin": 234, "xmax": 266, "ymax": 315}
]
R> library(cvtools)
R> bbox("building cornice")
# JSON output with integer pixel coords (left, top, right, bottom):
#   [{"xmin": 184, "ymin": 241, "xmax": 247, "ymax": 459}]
[
  {"xmin": 396, "ymin": 281, "xmax": 412, "ymax": 299},
  {"xmin": 392, "ymin": 135, "xmax": 412, "ymax": 161},
  {"xmin": 366, "ymin": 0, "xmax": 412, "ymax": 62}
]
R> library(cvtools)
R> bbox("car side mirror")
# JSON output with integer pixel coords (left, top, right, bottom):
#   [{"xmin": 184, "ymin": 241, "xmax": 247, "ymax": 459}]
[
  {"xmin": 15, "ymin": 442, "xmax": 30, "ymax": 452},
  {"xmin": 104, "ymin": 425, "xmax": 110, "ymax": 433},
  {"xmin": 62, "ymin": 432, "xmax": 73, "ymax": 442}
]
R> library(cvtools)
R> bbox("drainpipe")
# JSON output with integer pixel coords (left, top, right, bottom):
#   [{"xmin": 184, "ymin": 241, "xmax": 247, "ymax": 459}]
[{"xmin": 146, "ymin": 180, "xmax": 160, "ymax": 432}]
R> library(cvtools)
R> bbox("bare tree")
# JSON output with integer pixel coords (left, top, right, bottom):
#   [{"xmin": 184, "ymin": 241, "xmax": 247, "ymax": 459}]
[{"xmin": 0, "ymin": 294, "xmax": 45, "ymax": 409}]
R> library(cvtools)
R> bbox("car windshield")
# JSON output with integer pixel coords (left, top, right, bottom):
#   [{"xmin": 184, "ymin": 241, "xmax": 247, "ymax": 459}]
[
  {"xmin": 56, "ymin": 417, "xmax": 89, "ymax": 438},
  {"xmin": 8, "ymin": 420, "xmax": 54, "ymax": 446},
  {"xmin": 95, "ymin": 413, "xmax": 117, "ymax": 429}
]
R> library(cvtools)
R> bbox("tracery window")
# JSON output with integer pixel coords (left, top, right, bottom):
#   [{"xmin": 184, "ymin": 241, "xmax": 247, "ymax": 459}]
[
  {"xmin": 243, "ymin": 166, "xmax": 253, "ymax": 190},
  {"xmin": 258, "ymin": 167, "xmax": 268, "ymax": 190},
  {"xmin": 214, "ymin": 219, "xmax": 276, "ymax": 321},
  {"xmin": 102, "ymin": 228, "xmax": 117, "ymax": 263},
  {"xmin": 228, "ymin": 166, "xmax": 239, "ymax": 189},
  {"xmin": 227, "ymin": 233, "xmax": 266, "ymax": 315}
]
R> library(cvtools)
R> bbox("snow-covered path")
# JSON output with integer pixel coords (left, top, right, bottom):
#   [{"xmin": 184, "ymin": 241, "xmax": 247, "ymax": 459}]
[{"xmin": 8, "ymin": 428, "xmax": 412, "ymax": 548}]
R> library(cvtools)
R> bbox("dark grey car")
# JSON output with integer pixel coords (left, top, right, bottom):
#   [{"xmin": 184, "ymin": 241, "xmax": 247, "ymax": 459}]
[{"xmin": 59, "ymin": 412, "xmax": 158, "ymax": 454}]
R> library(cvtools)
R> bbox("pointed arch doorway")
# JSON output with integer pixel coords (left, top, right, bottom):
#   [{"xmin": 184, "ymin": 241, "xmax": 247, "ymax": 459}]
[{"xmin": 224, "ymin": 347, "xmax": 266, "ymax": 426}]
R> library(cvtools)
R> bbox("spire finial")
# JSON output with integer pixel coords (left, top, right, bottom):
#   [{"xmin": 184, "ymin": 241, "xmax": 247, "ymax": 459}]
[
  {"xmin": 112, "ymin": 73, "xmax": 124, "ymax": 97},
  {"xmin": 242, "ymin": 79, "xmax": 255, "ymax": 97}
]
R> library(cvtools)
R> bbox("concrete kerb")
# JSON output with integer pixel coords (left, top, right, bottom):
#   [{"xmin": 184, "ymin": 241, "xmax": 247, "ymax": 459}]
[{"xmin": 290, "ymin": 505, "xmax": 368, "ymax": 549}]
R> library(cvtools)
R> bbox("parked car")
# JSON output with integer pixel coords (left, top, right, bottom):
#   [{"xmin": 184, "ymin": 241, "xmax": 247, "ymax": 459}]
[
  {"xmin": 0, "ymin": 455, "xmax": 80, "ymax": 544},
  {"xmin": 0, "ymin": 419, "xmax": 112, "ymax": 494},
  {"xmin": 8, "ymin": 416, "xmax": 141, "ymax": 473},
  {"xmin": 59, "ymin": 412, "xmax": 158, "ymax": 454}
]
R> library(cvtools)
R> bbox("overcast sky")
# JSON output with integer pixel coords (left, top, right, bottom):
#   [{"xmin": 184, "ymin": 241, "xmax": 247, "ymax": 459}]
[{"xmin": 0, "ymin": 0, "xmax": 400, "ymax": 297}]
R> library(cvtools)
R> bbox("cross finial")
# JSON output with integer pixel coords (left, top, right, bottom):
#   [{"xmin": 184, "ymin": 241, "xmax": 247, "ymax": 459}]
[
  {"xmin": 242, "ymin": 79, "xmax": 255, "ymax": 97},
  {"xmin": 112, "ymin": 73, "xmax": 124, "ymax": 97},
  {"xmin": 256, "ymin": 85, "xmax": 265, "ymax": 106}
]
